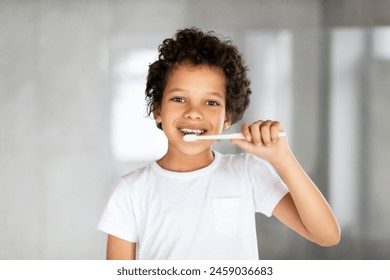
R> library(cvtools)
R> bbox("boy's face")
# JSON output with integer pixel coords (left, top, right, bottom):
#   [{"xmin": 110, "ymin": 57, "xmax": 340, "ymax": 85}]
[{"xmin": 154, "ymin": 62, "xmax": 230, "ymax": 155}]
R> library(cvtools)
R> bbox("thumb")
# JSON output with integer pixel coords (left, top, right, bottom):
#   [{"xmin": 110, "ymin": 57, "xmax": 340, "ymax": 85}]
[{"xmin": 230, "ymin": 139, "xmax": 257, "ymax": 154}]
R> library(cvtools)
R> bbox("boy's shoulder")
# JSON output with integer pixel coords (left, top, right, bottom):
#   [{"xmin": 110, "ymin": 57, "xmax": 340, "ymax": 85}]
[
  {"xmin": 112, "ymin": 163, "xmax": 154, "ymax": 191},
  {"xmin": 121, "ymin": 163, "xmax": 153, "ymax": 181}
]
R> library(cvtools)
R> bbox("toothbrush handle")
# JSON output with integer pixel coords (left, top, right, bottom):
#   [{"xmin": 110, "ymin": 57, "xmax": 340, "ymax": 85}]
[
  {"xmin": 233, "ymin": 132, "xmax": 286, "ymax": 139},
  {"xmin": 190, "ymin": 133, "xmax": 244, "ymax": 141},
  {"xmin": 215, "ymin": 133, "xmax": 246, "ymax": 140},
  {"xmin": 196, "ymin": 132, "xmax": 286, "ymax": 140}
]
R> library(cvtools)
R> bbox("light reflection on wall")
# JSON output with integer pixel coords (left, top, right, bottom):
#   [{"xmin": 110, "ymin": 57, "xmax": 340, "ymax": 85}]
[
  {"xmin": 111, "ymin": 49, "xmax": 167, "ymax": 162},
  {"xmin": 329, "ymin": 26, "xmax": 390, "ymax": 240},
  {"xmin": 373, "ymin": 27, "xmax": 390, "ymax": 60},
  {"xmin": 245, "ymin": 31, "xmax": 293, "ymax": 141},
  {"xmin": 329, "ymin": 29, "xmax": 364, "ymax": 236}
]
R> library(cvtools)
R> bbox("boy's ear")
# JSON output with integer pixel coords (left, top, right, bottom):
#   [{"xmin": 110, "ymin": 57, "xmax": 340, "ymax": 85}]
[
  {"xmin": 153, "ymin": 107, "xmax": 162, "ymax": 123},
  {"xmin": 153, "ymin": 106, "xmax": 164, "ymax": 130},
  {"xmin": 223, "ymin": 114, "xmax": 232, "ymax": 130}
]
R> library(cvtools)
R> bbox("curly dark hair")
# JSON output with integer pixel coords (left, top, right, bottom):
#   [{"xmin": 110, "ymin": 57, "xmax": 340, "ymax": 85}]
[{"xmin": 145, "ymin": 27, "xmax": 251, "ymax": 129}]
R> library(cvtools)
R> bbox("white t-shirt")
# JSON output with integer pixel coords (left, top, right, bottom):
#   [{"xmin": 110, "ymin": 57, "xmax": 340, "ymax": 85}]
[{"xmin": 97, "ymin": 151, "xmax": 288, "ymax": 260}]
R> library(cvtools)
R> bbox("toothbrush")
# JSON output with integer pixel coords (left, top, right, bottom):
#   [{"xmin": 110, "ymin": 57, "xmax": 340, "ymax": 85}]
[{"xmin": 183, "ymin": 132, "xmax": 286, "ymax": 142}]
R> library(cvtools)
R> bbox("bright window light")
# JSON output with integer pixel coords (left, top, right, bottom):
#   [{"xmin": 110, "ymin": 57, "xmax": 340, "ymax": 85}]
[
  {"xmin": 111, "ymin": 49, "xmax": 167, "ymax": 162},
  {"xmin": 373, "ymin": 27, "xmax": 390, "ymax": 60}
]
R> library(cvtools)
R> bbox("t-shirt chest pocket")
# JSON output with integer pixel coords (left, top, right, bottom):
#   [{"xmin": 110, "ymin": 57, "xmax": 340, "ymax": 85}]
[{"xmin": 212, "ymin": 197, "xmax": 241, "ymax": 237}]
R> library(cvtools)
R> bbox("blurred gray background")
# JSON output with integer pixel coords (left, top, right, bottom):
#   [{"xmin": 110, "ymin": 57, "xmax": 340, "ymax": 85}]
[{"xmin": 1, "ymin": 0, "xmax": 390, "ymax": 259}]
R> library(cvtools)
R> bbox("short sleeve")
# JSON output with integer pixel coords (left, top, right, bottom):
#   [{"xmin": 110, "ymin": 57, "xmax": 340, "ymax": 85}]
[
  {"xmin": 246, "ymin": 154, "xmax": 289, "ymax": 217},
  {"xmin": 96, "ymin": 178, "xmax": 138, "ymax": 242}
]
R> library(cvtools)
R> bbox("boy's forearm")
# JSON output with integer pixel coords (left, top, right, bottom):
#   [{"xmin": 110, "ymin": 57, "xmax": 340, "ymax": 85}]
[{"xmin": 270, "ymin": 152, "xmax": 341, "ymax": 245}]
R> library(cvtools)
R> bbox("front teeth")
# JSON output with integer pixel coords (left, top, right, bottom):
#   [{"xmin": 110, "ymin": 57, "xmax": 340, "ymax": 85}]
[{"xmin": 180, "ymin": 128, "xmax": 206, "ymax": 135}]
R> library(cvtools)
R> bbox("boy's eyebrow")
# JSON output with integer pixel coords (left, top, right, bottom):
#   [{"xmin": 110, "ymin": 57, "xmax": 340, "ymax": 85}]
[
  {"xmin": 166, "ymin": 88, "xmax": 186, "ymax": 94},
  {"xmin": 166, "ymin": 88, "xmax": 225, "ymax": 99}
]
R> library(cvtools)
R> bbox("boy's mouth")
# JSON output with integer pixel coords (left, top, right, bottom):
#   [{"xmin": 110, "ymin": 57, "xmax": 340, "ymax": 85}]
[{"xmin": 179, "ymin": 128, "xmax": 207, "ymax": 136}]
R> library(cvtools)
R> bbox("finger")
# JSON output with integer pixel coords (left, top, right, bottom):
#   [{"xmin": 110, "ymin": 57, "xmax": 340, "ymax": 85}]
[
  {"xmin": 240, "ymin": 123, "xmax": 252, "ymax": 142},
  {"xmin": 270, "ymin": 121, "xmax": 283, "ymax": 143},
  {"xmin": 260, "ymin": 120, "xmax": 273, "ymax": 146},
  {"xmin": 250, "ymin": 121, "xmax": 263, "ymax": 145},
  {"xmin": 230, "ymin": 138, "xmax": 257, "ymax": 154}
]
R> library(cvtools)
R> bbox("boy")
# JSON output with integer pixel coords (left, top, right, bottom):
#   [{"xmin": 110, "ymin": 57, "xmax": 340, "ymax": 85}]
[{"xmin": 97, "ymin": 27, "xmax": 340, "ymax": 260}]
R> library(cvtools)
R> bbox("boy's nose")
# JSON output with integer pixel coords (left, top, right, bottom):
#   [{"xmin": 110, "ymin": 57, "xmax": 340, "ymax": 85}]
[{"xmin": 184, "ymin": 106, "xmax": 204, "ymax": 120}]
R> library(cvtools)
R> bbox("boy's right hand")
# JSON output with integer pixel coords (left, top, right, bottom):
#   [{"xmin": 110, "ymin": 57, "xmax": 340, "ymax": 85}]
[{"xmin": 230, "ymin": 120, "xmax": 292, "ymax": 167}]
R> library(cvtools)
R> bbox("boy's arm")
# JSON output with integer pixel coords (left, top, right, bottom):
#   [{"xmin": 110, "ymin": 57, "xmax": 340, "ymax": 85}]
[
  {"xmin": 231, "ymin": 120, "xmax": 340, "ymax": 246},
  {"xmin": 271, "ymin": 153, "xmax": 340, "ymax": 246},
  {"xmin": 106, "ymin": 234, "xmax": 136, "ymax": 260}
]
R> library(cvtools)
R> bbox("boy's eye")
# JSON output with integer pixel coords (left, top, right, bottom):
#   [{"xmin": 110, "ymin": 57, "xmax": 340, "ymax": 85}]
[
  {"xmin": 206, "ymin": 100, "xmax": 220, "ymax": 106},
  {"xmin": 171, "ymin": 97, "xmax": 185, "ymax": 103}
]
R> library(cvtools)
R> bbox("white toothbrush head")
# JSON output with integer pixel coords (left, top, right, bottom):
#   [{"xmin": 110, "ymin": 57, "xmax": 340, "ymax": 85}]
[{"xmin": 183, "ymin": 134, "xmax": 198, "ymax": 142}]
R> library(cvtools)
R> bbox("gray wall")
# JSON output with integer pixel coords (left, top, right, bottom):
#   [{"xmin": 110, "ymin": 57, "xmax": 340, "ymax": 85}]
[{"xmin": 1, "ymin": 0, "xmax": 389, "ymax": 259}]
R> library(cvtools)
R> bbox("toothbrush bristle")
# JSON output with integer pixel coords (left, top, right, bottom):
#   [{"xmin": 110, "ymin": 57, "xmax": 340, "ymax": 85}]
[{"xmin": 183, "ymin": 134, "xmax": 197, "ymax": 142}]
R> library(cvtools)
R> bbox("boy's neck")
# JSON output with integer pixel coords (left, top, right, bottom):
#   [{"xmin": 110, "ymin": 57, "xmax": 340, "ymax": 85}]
[{"xmin": 156, "ymin": 148, "xmax": 215, "ymax": 172}]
